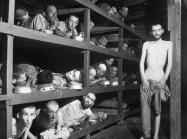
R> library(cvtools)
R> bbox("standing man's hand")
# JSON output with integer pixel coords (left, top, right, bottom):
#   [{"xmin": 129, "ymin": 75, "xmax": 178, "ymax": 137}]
[
  {"xmin": 142, "ymin": 79, "xmax": 150, "ymax": 92},
  {"xmin": 159, "ymin": 77, "xmax": 166, "ymax": 89}
]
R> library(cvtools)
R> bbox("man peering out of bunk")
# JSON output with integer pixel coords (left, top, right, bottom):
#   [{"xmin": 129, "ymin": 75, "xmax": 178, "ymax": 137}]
[
  {"xmin": 12, "ymin": 105, "xmax": 37, "ymax": 139},
  {"xmin": 140, "ymin": 24, "xmax": 173, "ymax": 139},
  {"xmin": 89, "ymin": 67, "xmax": 97, "ymax": 82},
  {"xmin": 12, "ymin": 64, "xmax": 38, "ymax": 94},
  {"xmin": 58, "ymin": 92, "xmax": 96, "ymax": 128},
  {"xmin": 15, "ymin": 7, "xmax": 33, "ymax": 29},
  {"xmin": 30, "ymin": 100, "xmax": 59, "ymax": 138},
  {"xmin": 90, "ymin": 63, "xmax": 109, "ymax": 86},
  {"xmin": 96, "ymin": 35, "xmax": 108, "ymax": 48},
  {"xmin": 31, "ymin": 5, "xmax": 59, "ymax": 34},
  {"xmin": 31, "ymin": 100, "xmax": 71, "ymax": 139},
  {"xmin": 64, "ymin": 69, "xmax": 84, "ymax": 89},
  {"xmin": 54, "ymin": 14, "xmax": 79, "ymax": 38}
]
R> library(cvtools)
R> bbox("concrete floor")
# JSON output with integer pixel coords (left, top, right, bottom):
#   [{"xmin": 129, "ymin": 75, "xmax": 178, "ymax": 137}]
[{"xmin": 92, "ymin": 115, "xmax": 169, "ymax": 139}]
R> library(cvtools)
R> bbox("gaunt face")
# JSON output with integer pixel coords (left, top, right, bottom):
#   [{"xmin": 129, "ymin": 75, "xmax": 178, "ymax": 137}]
[
  {"xmin": 99, "ymin": 36, "xmax": 108, "ymax": 46},
  {"xmin": 151, "ymin": 24, "xmax": 164, "ymax": 40},
  {"xmin": 66, "ymin": 69, "xmax": 81, "ymax": 82},
  {"xmin": 19, "ymin": 107, "xmax": 36, "ymax": 127},
  {"xmin": 17, "ymin": 73, "xmax": 27, "ymax": 83},
  {"xmin": 83, "ymin": 93, "xmax": 96, "ymax": 108},
  {"xmin": 46, "ymin": 5, "xmax": 57, "ymax": 24},
  {"xmin": 45, "ymin": 103, "xmax": 59, "ymax": 124},
  {"xmin": 67, "ymin": 15, "xmax": 79, "ymax": 30},
  {"xmin": 89, "ymin": 68, "xmax": 96, "ymax": 81},
  {"xmin": 110, "ymin": 66, "xmax": 117, "ymax": 78},
  {"xmin": 120, "ymin": 7, "xmax": 128, "ymax": 17},
  {"xmin": 96, "ymin": 64, "xmax": 107, "ymax": 77},
  {"xmin": 105, "ymin": 58, "xmax": 114, "ymax": 66}
]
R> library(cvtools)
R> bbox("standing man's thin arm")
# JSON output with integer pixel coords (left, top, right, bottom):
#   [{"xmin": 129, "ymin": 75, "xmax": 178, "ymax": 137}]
[
  {"xmin": 140, "ymin": 42, "xmax": 147, "ymax": 82},
  {"xmin": 164, "ymin": 42, "xmax": 173, "ymax": 81}
]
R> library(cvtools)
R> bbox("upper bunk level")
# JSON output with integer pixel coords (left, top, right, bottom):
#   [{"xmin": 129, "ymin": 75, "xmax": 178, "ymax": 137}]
[{"xmin": 0, "ymin": 0, "xmax": 148, "ymax": 59}]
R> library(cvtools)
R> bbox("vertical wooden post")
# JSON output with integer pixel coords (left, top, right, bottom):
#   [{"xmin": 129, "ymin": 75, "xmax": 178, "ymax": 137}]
[
  {"xmin": 0, "ymin": 0, "xmax": 15, "ymax": 138},
  {"xmin": 168, "ymin": 0, "xmax": 181, "ymax": 139},
  {"xmin": 83, "ymin": 8, "xmax": 91, "ymax": 87},
  {"xmin": 83, "ymin": 8, "xmax": 91, "ymax": 139},
  {"xmin": 118, "ymin": 27, "xmax": 124, "ymax": 123}
]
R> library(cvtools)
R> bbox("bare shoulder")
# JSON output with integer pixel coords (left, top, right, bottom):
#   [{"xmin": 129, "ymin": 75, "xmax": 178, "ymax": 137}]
[{"xmin": 143, "ymin": 41, "xmax": 151, "ymax": 49}]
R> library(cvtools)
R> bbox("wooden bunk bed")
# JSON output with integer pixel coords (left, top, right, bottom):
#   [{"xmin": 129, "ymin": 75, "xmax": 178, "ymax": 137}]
[{"xmin": 0, "ymin": 0, "xmax": 182, "ymax": 139}]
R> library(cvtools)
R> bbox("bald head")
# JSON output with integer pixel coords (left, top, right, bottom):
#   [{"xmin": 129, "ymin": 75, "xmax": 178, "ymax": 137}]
[
  {"xmin": 87, "ymin": 92, "xmax": 96, "ymax": 102},
  {"xmin": 46, "ymin": 5, "xmax": 57, "ymax": 13},
  {"xmin": 96, "ymin": 63, "xmax": 107, "ymax": 77},
  {"xmin": 45, "ymin": 5, "xmax": 57, "ymax": 23},
  {"xmin": 83, "ymin": 92, "xmax": 96, "ymax": 108},
  {"xmin": 44, "ymin": 100, "xmax": 59, "ymax": 125},
  {"xmin": 45, "ymin": 100, "xmax": 59, "ymax": 111}
]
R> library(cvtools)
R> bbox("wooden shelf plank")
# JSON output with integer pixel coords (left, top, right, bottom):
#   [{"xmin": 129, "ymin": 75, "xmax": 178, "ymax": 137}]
[
  {"xmin": 75, "ymin": 0, "xmax": 148, "ymax": 41},
  {"xmin": 122, "ymin": 54, "xmax": 139, "ymax": 62},
  {"xmin": 69, "ymin": 115, "xmax": 121, "ymax": 139},
  {"xmin": 91, "ymin": 26, "xmax": 119, "ymax": 34},
  {"xmin": 58, "ymin": 8, "xmax": 85, "ymax": 15},
  {"xmin": 89, "ymin": 44, "xmax": 121, "ymax": 58},
  {"xmin": 0, "ymin": 22, "xmax": 85, "ymax": 49},
  {"xmin": 0, "ymin": 85, "xmax": 139, "ymax": 103},
  {"xmin": 86, "ymin": 86, "xmax": 120, "ymax": 94},
  {"xmin": 115, "ymin": 0, "xmax": 146, "ymax": 7},
  {"xmin": 8, "ymin": 86, "xmax": 120, "ymax": 105},
  {"xmin": 9, "ymin": 89, "xmax": 87, "ymax": 105},
  {"xmin": 69, "ymin": 107, "xmax": 140, "ymax": 139}
]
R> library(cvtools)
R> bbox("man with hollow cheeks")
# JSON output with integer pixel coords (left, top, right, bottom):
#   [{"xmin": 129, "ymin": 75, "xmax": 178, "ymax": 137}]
[
  {"xmin": 12, "ymin": 105, "xmax": 37, "ymax": 139},
  {"xmin": 139, "ymin": 24, "xmax": 173, "ymax": 139}
]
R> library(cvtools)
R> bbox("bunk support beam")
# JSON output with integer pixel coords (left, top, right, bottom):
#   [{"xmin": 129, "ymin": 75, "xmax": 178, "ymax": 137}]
[
  {"xmin": 83, "ymin": 8, "xmax": 91, "ymax": 139},
  {"xmin": 168, "ymin": 0, "xmax": 181, "ymax": 139},
  {"xmin": 1, "ymin": 0, "xmax": 15, "ymax": 138},
  {"xmin": 83, "ymin": 8, "xmax": 91, "ymax": 87},
  {"xmin": 118, "ymin": 27, "xmax": 124, "ymax": 123}
]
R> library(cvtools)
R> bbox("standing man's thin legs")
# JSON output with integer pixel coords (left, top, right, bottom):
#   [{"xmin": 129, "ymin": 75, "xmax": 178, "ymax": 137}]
[{"xmin": 154, "ymin": 114, "xmax": 160, "ymax": 139}]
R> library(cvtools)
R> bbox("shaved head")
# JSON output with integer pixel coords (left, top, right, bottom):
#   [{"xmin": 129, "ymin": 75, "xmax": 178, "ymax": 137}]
[
  {"xmin": 46, "ymin": 5, "xmax": 57, "ymax": 13},
  {"xmin": 45, "ymin": 5, "xmax": 57, "ymax": 23},
  {"xmin": 45, "ymin": 100, "xmax": 59, "ymax": 111}
]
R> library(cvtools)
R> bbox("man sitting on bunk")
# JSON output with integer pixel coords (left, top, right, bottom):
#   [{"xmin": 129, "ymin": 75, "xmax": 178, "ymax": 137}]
[
  {"xmin": 15, "ymin": 7, "xmax": 33, "ymax": 29},
  {"xmin": 31, "ymin": 5, "xmax": 59, "ymax": 34},
  {"xmin": 58, "ymin": 92, "xmax": 96, "ymax": 128},
  {"xmin": 12, "ymin": 105, "xmax": 37, "ymax": 139},
  {"xmin": 54, "ymin": 14, "xmax": 79, "ymax": 38}
]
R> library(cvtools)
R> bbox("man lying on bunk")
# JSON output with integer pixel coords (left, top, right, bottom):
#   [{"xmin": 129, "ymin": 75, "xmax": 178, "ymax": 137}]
[
  {"xmin": 58, "ymin": 92, "xmax": 96, "ymax": 128},
  {"xmin": 54, "ymin": 14, "xmax": 79, "ymax": 38},
  {"xmin": 15, "ymin": 7, "xmax": 33, "ymax": 29},
  {"xmin": 31, "ymin": 5, "xmax": 59, "ymax": 34}
]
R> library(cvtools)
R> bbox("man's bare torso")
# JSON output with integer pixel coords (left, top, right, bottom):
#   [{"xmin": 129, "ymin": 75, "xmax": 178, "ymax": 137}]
[{"xmin": 145, "ymin": 40, "xmax": 172, "ymax": 81}]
